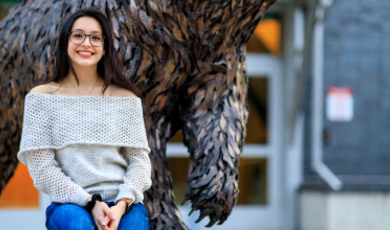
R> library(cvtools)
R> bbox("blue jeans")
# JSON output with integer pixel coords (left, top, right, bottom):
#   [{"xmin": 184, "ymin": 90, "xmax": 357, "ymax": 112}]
[{"xmin": 45, "ymin": 201, "xmax": 149, "ymax": 230}]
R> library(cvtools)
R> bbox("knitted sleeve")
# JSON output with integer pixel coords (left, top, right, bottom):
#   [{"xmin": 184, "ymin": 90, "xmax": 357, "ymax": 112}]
[
  {"xmin": 115, "ymin": 147, "xmax": 152, "ymax": 204},
  {"xmin": 25, "ymin": 149, "xmax": 90, "ymax": 206}
]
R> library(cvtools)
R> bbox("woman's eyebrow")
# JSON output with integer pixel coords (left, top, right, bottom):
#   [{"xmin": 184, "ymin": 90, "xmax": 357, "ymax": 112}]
[{"xmin": 73, "ymin": 29, "xmax": 102, "ymax": 33}]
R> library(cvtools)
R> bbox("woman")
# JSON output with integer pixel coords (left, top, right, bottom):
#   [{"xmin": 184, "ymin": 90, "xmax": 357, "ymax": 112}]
[{"xmin": 17, "ymin": 7, "xmax": 152, "ymax": 230}]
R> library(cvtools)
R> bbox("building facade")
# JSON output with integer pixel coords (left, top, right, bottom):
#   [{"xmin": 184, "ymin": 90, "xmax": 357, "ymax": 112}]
[{"xmin": 301, "ymin": 0, "xmax": 390, "ymax": 230}]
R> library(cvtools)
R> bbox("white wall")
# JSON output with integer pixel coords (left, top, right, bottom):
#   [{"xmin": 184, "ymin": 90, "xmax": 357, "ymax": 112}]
[
  {"xmin": 300, "ymin": 191, "xmax": 390, "ymax": 230},
  {"xmin": 0, "ymin": 192, "xmax": 50, "ymax": 230}
]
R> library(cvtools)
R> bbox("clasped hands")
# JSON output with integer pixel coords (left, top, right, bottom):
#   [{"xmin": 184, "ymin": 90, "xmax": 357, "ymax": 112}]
[{"xmin": 90, "ymin": 199, "xmax": 127, "ymax": 230}]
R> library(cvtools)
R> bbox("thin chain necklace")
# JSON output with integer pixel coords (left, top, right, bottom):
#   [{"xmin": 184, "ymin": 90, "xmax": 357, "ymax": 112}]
[{"xmin": 67, "ymin": 77, "xmax": 100, "ymax": 96}]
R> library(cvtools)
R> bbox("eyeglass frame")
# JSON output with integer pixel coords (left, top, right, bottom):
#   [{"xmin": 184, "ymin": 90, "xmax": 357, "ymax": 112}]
[{"xmin": 67, "ymin": 31, "xmax": 106, "ymax": 47}]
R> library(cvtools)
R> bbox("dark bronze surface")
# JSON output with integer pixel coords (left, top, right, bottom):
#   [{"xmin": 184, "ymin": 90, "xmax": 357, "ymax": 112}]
[{"xmin": 0, "ymin": 0, "xmax": 276, "ymax": 228}]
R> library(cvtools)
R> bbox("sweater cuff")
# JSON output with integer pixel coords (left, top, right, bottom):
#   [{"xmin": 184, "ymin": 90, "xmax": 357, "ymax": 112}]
[
  {"xmin": 70, "ymin": 187, "xmax": 91, "ymax": 206},
  {"xmin": 114, "ymin": 185, "xmax": 139, "ymax": 204}
]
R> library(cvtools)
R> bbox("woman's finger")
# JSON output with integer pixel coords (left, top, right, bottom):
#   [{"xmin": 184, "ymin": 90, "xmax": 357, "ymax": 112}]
[
  {"xmin": 108, "ymin": 218, "xmax": 120, "ymax": 230},
  {"xmin": 94, "ymin": 219, "xmax": 103, "ymax": 230},
  {"xmin": 97, "ymin": 217, "xmax": 110, "ymax": 230},
  {"xmin": 102, "ymin": 215, "xmax": 111, "ymax": 229},
  {"xmin": 103, "ymin": 206, "xmax": 116, "ymax": 221}
]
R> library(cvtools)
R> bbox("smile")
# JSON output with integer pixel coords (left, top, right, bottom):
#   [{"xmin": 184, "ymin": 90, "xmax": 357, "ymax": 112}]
[
  {"xmin": 77, "ymin": 51, "xmax": 94, "ymax": 55},
  {"xmin": 76, "ymin": 51, "xmax": 95, "ymax": 58}
]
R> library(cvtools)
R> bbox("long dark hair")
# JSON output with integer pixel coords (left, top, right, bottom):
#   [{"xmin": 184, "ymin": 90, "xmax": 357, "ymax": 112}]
[{"xmin": 47, "ymin": 7, "xmax": 139, "ymax": 96}]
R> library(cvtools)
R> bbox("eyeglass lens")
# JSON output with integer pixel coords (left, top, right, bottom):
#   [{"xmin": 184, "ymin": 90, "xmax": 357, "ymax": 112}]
[{"xmin": 70, "ymin": 32, "xmax": 104, "ymax": 47}]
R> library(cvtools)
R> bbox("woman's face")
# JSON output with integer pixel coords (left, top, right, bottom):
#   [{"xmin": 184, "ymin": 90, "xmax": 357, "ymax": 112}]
[{"xmin": 67, "ymin": 17, "xmax": 105, "ymax": 69}]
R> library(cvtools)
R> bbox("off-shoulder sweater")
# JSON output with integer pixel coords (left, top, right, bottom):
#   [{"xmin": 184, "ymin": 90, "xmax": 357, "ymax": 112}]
[{"xmin": 17, "ymin": 93, "xmax": 152, "ymax": 207}]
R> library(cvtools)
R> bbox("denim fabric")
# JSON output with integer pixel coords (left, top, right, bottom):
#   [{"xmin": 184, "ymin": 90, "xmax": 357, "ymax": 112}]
[{"xmin": 45, "ymin": 201, "xmax": 149, "ymax": 230}]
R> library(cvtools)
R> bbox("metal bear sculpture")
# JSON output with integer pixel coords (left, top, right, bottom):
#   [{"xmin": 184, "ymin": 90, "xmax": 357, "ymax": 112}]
[{"xmin": 0, "ymin": 0, "xmax": 276, "ymax": 229}]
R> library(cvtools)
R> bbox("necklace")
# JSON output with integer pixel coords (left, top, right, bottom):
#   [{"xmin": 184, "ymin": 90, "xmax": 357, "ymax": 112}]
[{"xmin": 67, "ymin": 77, "xmax": 100, "ymax": 96}]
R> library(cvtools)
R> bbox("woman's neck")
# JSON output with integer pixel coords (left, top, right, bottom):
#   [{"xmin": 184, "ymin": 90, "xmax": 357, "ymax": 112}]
[{"xmin": 67, "ymin": 64, "xmax": 101, "ymax": 87}]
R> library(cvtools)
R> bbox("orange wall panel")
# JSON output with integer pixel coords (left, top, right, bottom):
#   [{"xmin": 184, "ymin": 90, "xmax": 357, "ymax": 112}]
[
  {"xmin": 254, "ymin": 19, "xmax": 281, "ymax": 55},
  {"xmin": 0, "ymin": 163, "xmax": 39, "ymax": 208}
]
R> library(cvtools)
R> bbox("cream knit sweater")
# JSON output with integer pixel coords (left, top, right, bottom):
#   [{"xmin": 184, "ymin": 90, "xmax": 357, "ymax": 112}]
[{"xmin": 17, "ymin": 93, "xmax": 152, "ymax": 206}]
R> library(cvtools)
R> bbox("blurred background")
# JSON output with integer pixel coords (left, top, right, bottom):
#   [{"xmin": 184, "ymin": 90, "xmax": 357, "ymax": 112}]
[{"xmin": 1, "ymin": 0, "xmax": 390, "ymax": 229}]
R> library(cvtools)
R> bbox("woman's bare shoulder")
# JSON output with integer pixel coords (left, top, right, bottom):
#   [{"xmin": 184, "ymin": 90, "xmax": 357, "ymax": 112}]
[
  {"xmin": 112, "ymin": 85, "xmax": 138, "ymax": 98},
  {"xmin": 30, "ymin": 82, "xmax": 62, "ymax": 95},
  {"xmin": 29, "ymin": 84, "xmax": 51, "ymax": 94}
]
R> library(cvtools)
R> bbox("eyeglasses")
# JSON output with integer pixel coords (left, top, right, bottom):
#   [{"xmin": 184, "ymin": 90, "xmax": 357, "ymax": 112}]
[{"xmin": 68, "ymin": 31, "xmax": 105, "ymax": 47}]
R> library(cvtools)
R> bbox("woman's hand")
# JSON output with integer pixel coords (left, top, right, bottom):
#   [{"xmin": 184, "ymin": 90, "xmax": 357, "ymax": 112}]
[
  {"xmin": 106, "ymin": 201, "xmax": 127, "ymax": 230},
  {"xmin": 91, "ymin": 201, "xmax": 116, "ymax": 230}
]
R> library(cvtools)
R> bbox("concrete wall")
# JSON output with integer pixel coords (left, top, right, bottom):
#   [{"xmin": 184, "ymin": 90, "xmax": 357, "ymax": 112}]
[{"xmin": 300, "ymin": 191, "xmax": 390, "ymax": 230}]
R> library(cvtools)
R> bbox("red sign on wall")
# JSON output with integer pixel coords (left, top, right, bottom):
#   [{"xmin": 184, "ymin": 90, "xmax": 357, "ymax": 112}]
[{"xmin": 326, "ymin": 87, "xmax": 354, "ymax": 122}]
